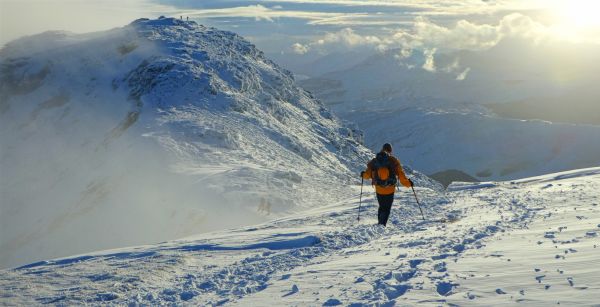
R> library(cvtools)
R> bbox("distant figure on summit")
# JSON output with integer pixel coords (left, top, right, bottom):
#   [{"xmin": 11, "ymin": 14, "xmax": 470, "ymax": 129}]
[{"xmin": 361, "ymin": 143, "xmax": 413, "ymax": 226}]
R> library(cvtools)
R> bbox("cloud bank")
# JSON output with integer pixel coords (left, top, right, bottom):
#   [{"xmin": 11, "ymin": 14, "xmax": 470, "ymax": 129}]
[
  {"xmin": 292, "ymin": 13, "xmax": 551, "ymax": 55},
  {"xmin": 183, "ymin": 4, "xmax": 344, "ymax": 22}
]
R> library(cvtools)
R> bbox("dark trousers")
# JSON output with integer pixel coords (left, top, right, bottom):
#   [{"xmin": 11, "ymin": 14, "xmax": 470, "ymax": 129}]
[{"xmin": 376, "ymin": 193, "xmax": 394, "ymax": 226}]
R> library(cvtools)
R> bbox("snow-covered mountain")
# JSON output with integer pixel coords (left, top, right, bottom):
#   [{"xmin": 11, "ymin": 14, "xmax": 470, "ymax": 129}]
[
  {"xmin": 2, "ymin": 167, "xmax": 599, "ymax": 305},
  {"xmin": 0, "ymin": 17, "xmax": 438, "ymax": 269},
  {"xmin": 300, "ymin": 40, "xmax": 600, "ymax": 181}
]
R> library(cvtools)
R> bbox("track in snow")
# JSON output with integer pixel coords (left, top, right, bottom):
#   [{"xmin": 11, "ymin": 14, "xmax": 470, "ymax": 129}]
[{"xmin": 1, "ymin": 168, "xmax": 600, "ymax": 305}]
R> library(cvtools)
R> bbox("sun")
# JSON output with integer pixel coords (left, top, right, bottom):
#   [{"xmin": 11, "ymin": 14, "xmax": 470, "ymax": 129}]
[{"xmin": 550, "ymin": 0, "xmax": 600, "ymax": 28}]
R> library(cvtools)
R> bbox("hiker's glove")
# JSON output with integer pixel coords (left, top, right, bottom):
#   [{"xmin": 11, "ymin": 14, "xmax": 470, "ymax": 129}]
[
  {"xmin": 409, "ymin": 179, "xmax": 414, "ymax": 187},
  {"xmin": 360, "ymin": 171, "xmax": 365, "ymax": 177}
]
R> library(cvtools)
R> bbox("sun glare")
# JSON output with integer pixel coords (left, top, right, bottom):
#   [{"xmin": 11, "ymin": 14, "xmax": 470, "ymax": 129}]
[{"xmin": 551, "ymin": 0, "xmax": 600, "ymax": 28}]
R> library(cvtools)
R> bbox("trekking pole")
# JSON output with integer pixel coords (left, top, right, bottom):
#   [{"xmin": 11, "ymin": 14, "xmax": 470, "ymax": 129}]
[
  {"xmin": 410, "ymin": 185, "xmax": 426, "ymax": 221},
  {"xmin": 357, "ymin": 177, "xmax": 364, "ymax": 221}
]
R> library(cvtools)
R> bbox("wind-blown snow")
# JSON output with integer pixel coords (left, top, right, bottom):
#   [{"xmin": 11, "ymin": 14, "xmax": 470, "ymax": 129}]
[
  {"xmin": 0, "ymin": 17, "xmax": 438, "ymax": 269},
  {"xmin": 1, "ymin": 167, "xmax": 599, "ymax": 305}
]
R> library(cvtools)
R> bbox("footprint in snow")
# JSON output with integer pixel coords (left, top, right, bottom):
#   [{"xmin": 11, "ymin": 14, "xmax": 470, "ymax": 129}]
[
  {"xmin": 281, "ymin": 274, "xmax": 291, "ymax": 280},
  {"xmin": 495, "ymin": 288, "xmax": 507, "ymax": 295},
  {"xmin": 282, "ymin": 285, "xmax": 299, "ymax": 297},
  {"xmin": 535, "ymin": 275, "xmax": 545, "ymax": 283},
  {"xmin": 436, "ymin": 282, "xmax": 457, "ymax": 296},
  {"xmin": 434, "ymin": 262, "xmax": 447, "ymax": 273},
  {"xmin": 409, "ymin": 259, "xmax": 425, "ymax": 268},
  {"xmin": 453, "ymin": 244, "xmax": 465, "ymax": 252},
  {"xmin": 96, "ymin": 293, "xmax": 119, "ymax": 301},
  {"xmin": 383, "ymin": 284, "xmax": 410, "ymax": 300},
  {"xmin": 180, "ymin": 291, "xmax": 198, "ymax": 301},
  {"xmin": 544, "ymin": 232, "xmax": 556, "ymax": 239},
  {"xmin": 387, "ymin": 270, "xmax": 416, "ymax": 282},
  {"xmin": 322, "ymin": 298, "xmax": 342, "ymax": 306}
]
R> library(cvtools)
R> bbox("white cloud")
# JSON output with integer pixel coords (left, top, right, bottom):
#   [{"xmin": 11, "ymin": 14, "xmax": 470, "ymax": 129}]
[
  {"xmin": 257, "ymin": 0, "xmax": 560, "ymax": 27},
  {"xmin": 442, "ymin": 58, "xmax": 459, "ymax": 73},
  {"xmin": 307, "ymin": 13, "xmax": 411, "ymax": 26},
  {"xmin": 300, "ymin": 13, "xmax": 552, "ymax": 55},
  {"xmin": 392, "ymin": 14, "xmax": 550, "ymax": 52},
  {"xmin": 293, "ymin": 13, "xmax": 556, "ymax": 75},
  {"xmin": 319, "ymin": 28, "xmax": 383, "ymax": 47},
  {"xmin": 456, "ymin": 67, "xmax": 471, "ymax": 80},
  {"xmin": 290, "ymin": 27, "xmax": 388, "ymax": 55},
  {"xmin": 422, "ymin": 48, "xmax": 437, "ymax": 71},
  {"xmin": 261, "ymin": 0, "xmax": 523, "ymax": 16},
  {"xmin": 394, "ymin": 48, "xmax": 413, "ymax": 59},
  {"xmin": 184, "ymin": 4, "xmax": 343, "ymax": 23},
  {"xmin": 291, "ymin": 42, "xmax": 310, "ymax": 54},
  {"xmin": 170, "ymin": 0, "xmax": 543, "ymax": 28}
]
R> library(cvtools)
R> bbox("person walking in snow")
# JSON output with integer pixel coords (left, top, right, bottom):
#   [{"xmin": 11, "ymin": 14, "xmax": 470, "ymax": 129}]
[{"xmin": 361, "ymin": 143, "xmax": 413, "ymax": 226}]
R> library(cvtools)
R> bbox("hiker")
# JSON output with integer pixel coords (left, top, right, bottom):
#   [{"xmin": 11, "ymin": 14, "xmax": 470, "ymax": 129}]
[{"xmin": 361, "ymin": 143, "xmax": 413, "ymax": 226}]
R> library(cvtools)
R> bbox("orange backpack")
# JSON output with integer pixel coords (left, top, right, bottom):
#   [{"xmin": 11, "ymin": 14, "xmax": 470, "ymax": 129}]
[{"xmin": 372, "ymin": 152, "xmax": 397, "ymax": 187}]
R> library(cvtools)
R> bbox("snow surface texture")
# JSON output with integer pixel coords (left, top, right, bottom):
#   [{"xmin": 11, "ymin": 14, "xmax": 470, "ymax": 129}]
[
  {"xmin": 300, "ymin": 45, "xmax": 600, "ymax": 181},
  {"xmin": 1, "ymin": 167, "xmax": 599, "ymax": 305},
  {"xmin": 0, "ymin": 17, "xmax": 439, "ymax": 269}
]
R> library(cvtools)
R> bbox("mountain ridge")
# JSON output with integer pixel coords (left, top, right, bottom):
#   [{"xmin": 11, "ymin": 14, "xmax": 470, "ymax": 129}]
[{"xmin": 0, "ymin": 17, "xmax": 438, "ymax": 269}]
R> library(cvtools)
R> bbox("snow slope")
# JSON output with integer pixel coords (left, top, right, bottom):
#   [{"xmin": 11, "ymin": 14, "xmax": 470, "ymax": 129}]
[
  {"xmin": 1, "ymin": 167, "xmax": 599, "ymax": 305},
  {"xmin": 299, "ymin": 42, "xmax": 600, "ymax": 181},
  {"xmin": 336, "ymin": 105, "xmax": 600, "ymax": 181},
  {"xmin": 0, "ymin": 17, "xmax": 438, "ymax": 269}
]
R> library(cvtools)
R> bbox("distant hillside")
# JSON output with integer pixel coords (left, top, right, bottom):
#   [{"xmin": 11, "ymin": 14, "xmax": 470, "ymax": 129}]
[
  {"xmin": 429, "ymin": 169, "xmax": 478, "ymax": 188},
  {"xmin": 487, "ymin": 86, "xmax": 600, "ymax": 125},
  {"xmin": 299, "ymin": 39, "xmax": 600, "ymax": 182}
]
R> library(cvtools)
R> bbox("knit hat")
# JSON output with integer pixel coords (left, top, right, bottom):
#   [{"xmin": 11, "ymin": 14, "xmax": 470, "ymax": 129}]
[{"xmin": 382, "ymin": 143, "xmax": 392, "ymax": 153}]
